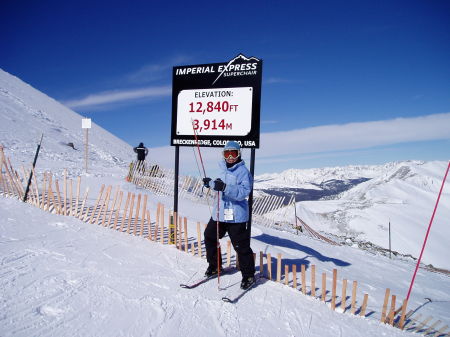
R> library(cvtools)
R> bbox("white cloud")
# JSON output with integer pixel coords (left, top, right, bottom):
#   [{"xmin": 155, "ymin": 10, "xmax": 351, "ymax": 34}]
[
  {"xmin": 258, "ymin": 113, "xmax": 450, "ymax": 158},
  {"xmin": 63, "ymin": 86, "xmax": 171, "ymax": 108}
]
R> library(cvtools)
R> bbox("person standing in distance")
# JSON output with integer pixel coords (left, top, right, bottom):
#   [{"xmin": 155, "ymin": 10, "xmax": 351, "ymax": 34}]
[
  {"xmin": 133, "ymin": 142, "xmax": 149, "ymax": 163},
  {"xmin": 202, "ymin": 141, "xmax": 256, "ymax": 290}
]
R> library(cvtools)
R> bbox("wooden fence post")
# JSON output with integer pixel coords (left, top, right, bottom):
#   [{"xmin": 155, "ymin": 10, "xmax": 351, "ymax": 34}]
[
  {"xmin": 331, "ymin": 269, "xmax": 337, "ymax": 310},
  {"xmin": 146, "ymin": 210, "xmax": 152, "ymax": 240},
  {"xmin": 126, "ymin": 193, "xmax": 135, "ymax": 233},
  {"xmin": 184, "ymin": 217, "xmax": 188, "ymax": 252},
  {"xmin": 134, "ymin": 194, "xmax": 142, "ymax": 235},
  {"xmin": 267, "ymin": 253, "xmax": 272, "ymax": 280},
  {"xmin": 80, "ymin": 187, "xmax": 90, "ymax": 221},
  {"xmin": 119, "ymin": 192, "xmax": 131, "ymax": 231},
  {"xmin": 351, "ymin": 281, "xmax": 358, "ymax": 314},
  {"xmin": 292, "ymin": 265, "xmax": 297, "ymax": 289},
  {"xmin": 381, "ymin": 288, "xmax": 390, "ymax": 323},
  {"xmin": 63, "ymin": 169, "xmax": 67, "ymax": 215},
  {"xmin": 112, "ymin": 191, "xmax": 123, "ymax": 229},
  {"xmin": 95, "ymin": 185, "xmax": 110, "ymax": 225},
  {"xmin": 341, "ymin": 279, "xmax": 348, "ymax": 312},
  {"xmin": 321, "ymin": 272, "xmax": 327, "ymax": 302},
  {"xmin": 284, "ymin": 265, "xmax": 289, "ymax": 285},
  {"xmin": 140, "ymin": 194, "xmax": 147, "ymax": 236},
  {"xmin": 160, "ymin": 204, "xmax": 164, "ymax": 244},
  {"xmin": 311, "ymin": 265, "xmax": 316, "ymax": 297},
  {"xmin": 75, "ymin": 176, "xmax": 81, "ymax": 217},
  {"xmin": 89, "ymin": 184, "xmax": 105, "ymax": 224},
  {"xmin": 301, "ymin": 264, "xmax": 307, "ymax": 295},
  {"xmin": 101, "ymin": 186, "xmax": 113, "ymax": 227},
  {"xmin": 154, "ymin": 203, "xmax": 160, "ymax": 241},
  {"xmin": 106, "ymin": 187, "xmax": 120, "ymax": 228},
  {"xmin": 398, "ymin": 299, "xmax": 408, "ymax": 329},
  {"xmin": 388, "ymin": 295, "xmax": 396, "ymax": 325},
  {"xmin": 360, "ymin": 294, "xmax": 369, "ymax": 317}
]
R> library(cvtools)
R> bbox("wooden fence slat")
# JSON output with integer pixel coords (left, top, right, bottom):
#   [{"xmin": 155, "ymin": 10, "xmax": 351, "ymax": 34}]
[
  {"xmin": 292, "ymin": 265, "xmax": 297, "ymax": 289},
  {"xmin": 140, "ymin": 194, "xmax": 147, "ymax": 236},
  {"xmin": 398, "ymin": 299, "xmax": 408, "ymax": 329},
  {"xmin": 360, "ymin": 294, "xmax": 369, "ymax": 317},
  {"xmin": 106, "ymin": 187, "xmax": 120, "ymax": 227},
  {"xmin": 301, "ymin": 264, "xmax": 306, "ymax": 295},
  {"xmin": 184, "ymin": 217, "xmax": 188, "ymax": 252},
  {"xmin": 331, "ymin": 269, "xmax": 337, "ymax": 310},
  {"xmin": 381, "ymin": 288, "xmax": 390, "ymax": 323},
  {"xmin": 95, "ymin": 185, "xmax": 110, "ymax": 225},
  {"xmin": 424, "ymin": 320, "xmax": 442, "ymax": 336},
  {"xmin": 133, "ymin": 194, "xmax": 142, "ymax": 235},
  {"xmin": 89, "ymin": 184, "xmax": 105, "ymax": 224},
  {"xmin": 41, "ymin": 172, "xmax": 47, "ymax": 210},
  {"xmin": 321, "ymin": 272, "xmax": 327, "ymax": 302},
  {"xmin": 160, "ymin": 204, "xmax": 164, "ymax": 244},
  {"xmin": 341, "ymin": 279, "xmax": 347, "ymax": 312},
  {"xmin": 68, "ymin": 179, "xmax": 73, "ymax": 216},
  {"xmin": 311, "ymin": 265, "xmax": 316, "ymax": 297},
  {"xmin": 351, "ymin": 281, "xmax": 358, "ymax": 314},
  {"xmin": 100, "ymin": 186, "xmax": 112, "ymax": 226},
  {"xmin": 284, "ymin": 265, "xmax": 289, "ymax": 286},
  {"xmin": 54, "ymin": 179, "xmax": 62, "ymax": 214},
  {"xmin": 79, "ymin": 187, "xmax": 90, "ymax": 221},
  {"xmin": 63, "ymin": 169, "xmax": 67, "ymax": 215},
  {"xmin": 416, "ymin": 316, "xmax": 433, "ymax": 332},
  {"xmin": 75, "ymin": 176, "xmax": 81, "ymax": 217},
  {"xmin": 127, "ymin": 193, "xmax": 136, "ymax": 233},
  {"xmin": 434, "ymin": 325, "xmax": 448, "ymax": 337},
  {"xmin": 388, "ymin": 295, "xmax": 396, "ymax": 325},
  {"xmin": 119, "ymin": 192, "xmax": 131, "ymax": 232},
  {"xmin": 112, "ymin": 191, "xmax": 123, "ymax": 229},
  {"xmin": 146, "ymin": 210, "xmax": 152, "ymax": 240}
]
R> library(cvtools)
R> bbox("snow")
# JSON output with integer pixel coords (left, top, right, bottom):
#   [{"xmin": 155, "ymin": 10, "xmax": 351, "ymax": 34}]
[{"xmin": 1, "ymin": 68, "xmax": 449, "ymax": 336}]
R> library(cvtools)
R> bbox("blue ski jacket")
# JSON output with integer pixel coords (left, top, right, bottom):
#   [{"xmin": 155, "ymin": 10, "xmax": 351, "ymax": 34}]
[{"xmin": 211, "ymin": 159, "xmax": 253, "ymax": 223}]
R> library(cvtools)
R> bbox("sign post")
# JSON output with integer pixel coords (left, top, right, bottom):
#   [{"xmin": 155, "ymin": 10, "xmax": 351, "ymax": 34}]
[
  {"xmin": 82, "ymin": 118, "xmax": 91, "ymax": 173},
  {"xmin": 171, "ymin": 54, "xmax": 263, "ymax": 215}
]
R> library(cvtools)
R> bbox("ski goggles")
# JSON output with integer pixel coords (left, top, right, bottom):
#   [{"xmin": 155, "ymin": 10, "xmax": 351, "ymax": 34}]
[{"xmin": 223, "ymin": 149, "xmax": 240, "ymax": 159}]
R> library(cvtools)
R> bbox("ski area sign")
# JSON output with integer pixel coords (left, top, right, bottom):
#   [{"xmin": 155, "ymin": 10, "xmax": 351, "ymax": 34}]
[{"xmin": 171, "ymin": 54, "xmax": 262, "ymax": 148}]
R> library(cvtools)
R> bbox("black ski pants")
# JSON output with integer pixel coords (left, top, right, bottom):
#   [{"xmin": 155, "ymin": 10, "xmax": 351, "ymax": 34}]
[{"xmin": 204, "ymin": 218, "xmax": 255, "ymax": 278}]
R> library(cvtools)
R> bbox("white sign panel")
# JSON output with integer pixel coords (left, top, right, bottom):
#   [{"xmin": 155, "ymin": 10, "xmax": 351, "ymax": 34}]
[
  {"xmin": 82, "ymin": 118, "xmax": 92, "ymax": 129},
  {"xmin": 176, "ymin": 87, "xmax": 253, "ymax": 136}
]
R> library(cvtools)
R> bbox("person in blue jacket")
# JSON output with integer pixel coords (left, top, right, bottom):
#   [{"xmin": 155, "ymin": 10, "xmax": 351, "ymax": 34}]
[{"xmin": 202, "ymin": 141, "xmax": 256, "ymax": 290}]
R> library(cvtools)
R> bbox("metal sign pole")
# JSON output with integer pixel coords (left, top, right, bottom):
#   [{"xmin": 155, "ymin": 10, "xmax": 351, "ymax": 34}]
[
  {"xmin": 248, "ymin": 148, "xmax": 256, "ymax": 228},
  {"xmin": 85, "ymin": 128, "xmax": 88, "ymax": 173},
  {"xmin": 82, "ymin": 118, "xmax": 91, "ymax": 174},
  {"xmin": 174, "ymin": 145, "xmax": 179, "ymax": 214}
]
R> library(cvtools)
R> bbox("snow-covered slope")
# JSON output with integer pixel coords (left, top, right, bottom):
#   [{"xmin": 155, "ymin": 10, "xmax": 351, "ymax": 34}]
[
  {"xmin": 255, "ymin": 161, "xmax": 450, "ymax": 270},
  {"xmin": 0, "ymin": 68, "xmax": 132, "ymax": 176}
]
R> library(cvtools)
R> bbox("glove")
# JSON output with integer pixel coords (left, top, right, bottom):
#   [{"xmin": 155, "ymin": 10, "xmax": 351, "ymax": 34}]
[
  {"xmin": 213, "ymin": 178, "xmax": 226, "ymax": 192},
  {"xmin": 202, "ymin": 177, "xmax": 212, "ymax": 188}
]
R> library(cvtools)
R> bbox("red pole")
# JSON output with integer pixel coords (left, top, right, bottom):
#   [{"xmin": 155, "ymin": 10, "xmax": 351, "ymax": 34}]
[
  {"xmin": 406, "ymin": 161, "xmax": 450, "ymax": 301},
  {"xmin": 217, "ymin": 190, "xmax": 221, "ymax": 288}
]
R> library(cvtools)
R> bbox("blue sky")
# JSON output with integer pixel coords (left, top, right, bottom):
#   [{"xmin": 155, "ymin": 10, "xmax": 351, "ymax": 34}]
[{"xmin": 1, "ymin": 0, "xmax": 449, "ymax": 174}]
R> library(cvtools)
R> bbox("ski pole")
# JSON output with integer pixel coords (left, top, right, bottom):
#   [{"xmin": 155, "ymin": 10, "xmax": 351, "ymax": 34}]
[{"xmin": 217, "ymin": 190, "xmax": 220, "ymax": 288}]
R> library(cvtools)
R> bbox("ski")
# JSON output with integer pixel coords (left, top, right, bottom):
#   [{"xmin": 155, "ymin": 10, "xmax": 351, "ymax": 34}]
[
  {"xmin": 180, "ymin": 267, "xmax": 233, "ymax": 289},
  {"xmin": 221, "ymin": 277, "xmax": 259, "ymax": 303}
]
